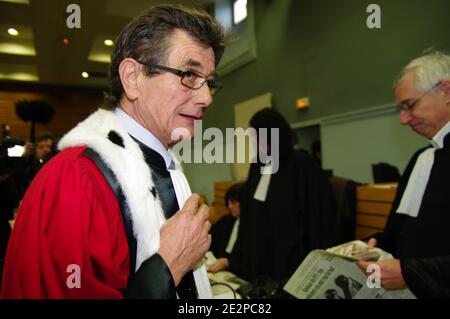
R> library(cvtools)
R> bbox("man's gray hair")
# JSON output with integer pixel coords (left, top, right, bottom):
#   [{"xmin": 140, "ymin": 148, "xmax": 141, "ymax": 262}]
[
  {"xmin": 395, "ymin": 51, "xmax": 450, "ymax": 92},
  {"xmin": 105, "ymin": 4, "xmax": 226, "ymax": 108}
]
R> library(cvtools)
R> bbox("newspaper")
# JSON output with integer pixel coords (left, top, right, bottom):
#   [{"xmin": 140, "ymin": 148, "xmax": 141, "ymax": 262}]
[
  {"xmin": 284, "ymin": 241, "xmax": 416, "ymax": 299},
  {"xmin": 206, "ymin": 251, "xmax": 248, "ymax": 299}
]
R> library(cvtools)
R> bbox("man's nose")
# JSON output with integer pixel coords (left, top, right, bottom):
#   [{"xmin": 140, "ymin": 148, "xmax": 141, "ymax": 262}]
[
  {"xmin": 196, "ymin": 83, "xmax": 213, "ymax": 107},
  {"xmin": 400, "ymin": 109, "xmax": 413, "ymax": 125}
]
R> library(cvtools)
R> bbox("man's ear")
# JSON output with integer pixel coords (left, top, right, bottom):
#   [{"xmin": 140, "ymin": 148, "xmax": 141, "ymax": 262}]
[
  {"xmin": 442, "ymin": 80, "xmax": 450, "ymax": 104},
  {"xmin": 441, "ymin": 80, "xmax": 450, "ymax": 93},
  {"xmin": 118, "ymin": 58, "xmax": 142, "ymax": 101}
]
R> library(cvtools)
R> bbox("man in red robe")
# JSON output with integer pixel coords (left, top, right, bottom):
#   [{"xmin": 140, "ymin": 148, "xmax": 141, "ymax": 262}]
[{"xmin": 1, "ymin": 5, "xmax": 226, "ymax": 298}]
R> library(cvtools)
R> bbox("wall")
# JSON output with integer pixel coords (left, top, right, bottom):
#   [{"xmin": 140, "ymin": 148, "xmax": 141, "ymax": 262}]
[
  {"xmin": 0, "ymin": 84, "xmax": 105, "ymax": 142},
  {"xmin": 321, "ymin": 105, "xmax": 427, "ymax": 183},
  {"xmin": 294, "ymin": 125, "xmax": 320, "ymax": 153},
  {"xmin": 184, "ymin": 0, "xmax": 450, "ymax": 199},
  {"xmin": 208, "ymin": 0, "xmax": 450, "ymax": 125}
]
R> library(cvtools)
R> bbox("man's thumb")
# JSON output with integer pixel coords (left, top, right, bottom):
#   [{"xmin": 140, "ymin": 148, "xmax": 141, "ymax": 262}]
[{"xmin": 368, "ymin": 238, "xmax": 377, "ymax": 248}]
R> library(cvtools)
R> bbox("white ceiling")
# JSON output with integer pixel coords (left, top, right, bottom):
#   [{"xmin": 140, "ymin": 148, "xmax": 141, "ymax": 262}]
[{"xmin": 0, "ymin": 0, "xmax": 214, "ymax": 88}]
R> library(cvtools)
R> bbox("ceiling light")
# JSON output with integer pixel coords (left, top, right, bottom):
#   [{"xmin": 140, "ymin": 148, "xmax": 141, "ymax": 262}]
[
  {"xmin": 8, "ymin": 28, "xmax": 19, "ymax": 36},
  {"xmin": 88, "ymin": 53, "xmax": 111, "ymax": 63},
  {"xmin": 81, "ymin": 72, "xmax": 89, "ymax": 79},
  {"xmin": 0, "ymin": 63, "xmax": 39, "ymax": 81},
  {"xmin": 0, "ymin": 0, "xmax": 30, "ymax": 4},
  {"xmin": 104, "ymin": 39, "xmax": 114, "ymax": 46},
  {"xmin": 0, "ymin": 43, "xmax": 36, "ymax": 56}
]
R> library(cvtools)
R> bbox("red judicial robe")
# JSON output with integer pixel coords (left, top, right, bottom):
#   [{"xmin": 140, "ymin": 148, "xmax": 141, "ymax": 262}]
[{"xmin": 1, "ymin": 146, "xmax": 130, "ymax": 298}]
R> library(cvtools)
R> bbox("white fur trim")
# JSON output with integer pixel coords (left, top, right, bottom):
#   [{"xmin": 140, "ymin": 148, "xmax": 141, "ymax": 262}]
[{"xmin": 58, "ymin": 109, "xmax": 165, "ymax": 271}]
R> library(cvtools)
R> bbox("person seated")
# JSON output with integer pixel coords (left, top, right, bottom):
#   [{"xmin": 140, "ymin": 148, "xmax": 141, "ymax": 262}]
[{"xmin": 208, "ymin": 182, "xmax": 243, "ymax": 272}]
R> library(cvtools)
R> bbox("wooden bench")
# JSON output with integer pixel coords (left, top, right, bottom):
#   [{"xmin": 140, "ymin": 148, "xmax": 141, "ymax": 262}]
[
  {"xmin": 355, "ymin": 183, "xmax": 397, "ymax": 239},
  {"xmin": 209, "ymin": 181, "xmax": 233, "ymax": 225}
]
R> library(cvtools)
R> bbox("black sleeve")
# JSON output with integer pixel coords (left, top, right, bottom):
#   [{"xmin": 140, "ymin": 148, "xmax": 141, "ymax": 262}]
[
  {"xmin": 210, "ymin": 216, "xmax": 234, "ymax": 259},
  {"xmin": 401, "ymin": 256, "xmax": 450, "ymax": 299},
  {"xmin": 125, "ymin": 254, "xmax": 176, "ymax": 299},
  {"xmin": 227, "ymin": 174, "xmax": 251, "ymax": 279},
  {"xmin": 228, "ymin": 226, "xmax": 245, "ymax": 277}
]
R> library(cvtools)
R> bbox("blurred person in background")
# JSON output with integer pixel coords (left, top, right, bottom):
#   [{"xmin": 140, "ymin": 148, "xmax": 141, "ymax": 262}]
[
  {"xmin": 208, "ymin": 182, "xmax": 244, "ymax": 273},
  {"xmin": 209, "ymin": 108, "xmax": 337, "ymax": 284}
]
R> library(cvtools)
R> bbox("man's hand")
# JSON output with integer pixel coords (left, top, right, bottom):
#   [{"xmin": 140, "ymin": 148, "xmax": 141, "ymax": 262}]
[
  {"xmin": 357, "ymin": 259, "xmax": 406, "ymax": 290},
  {"xmin": 158, "ymin": 194, "xmax": 211, "ymax": 286},
  {"xmin": 367, "ymin": 238, "xmax": 377, "ymax": 248},
  {"xmin": 207, "ymin": 258, "xmax": 229, "ymax": 273}
]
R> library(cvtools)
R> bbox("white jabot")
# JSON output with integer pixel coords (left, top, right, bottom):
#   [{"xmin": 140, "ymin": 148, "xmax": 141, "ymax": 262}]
[
  {"xmin": 168, "ymin": 168, "xmax": 213, "ymax": 299},
  {"xmin": 225, "ymin": 217, "xmax": 240, "ymax": 254},
  {"xmin": 114, "ymin": 107, "xmax": 213, "ymax": 298},
  {"xmin": 397, "ymin": 121, "xmax": 450, "ymax": 218},
  {"xmin": 253, "ymin": 163, "xmax": 273, "ymax": 202}
]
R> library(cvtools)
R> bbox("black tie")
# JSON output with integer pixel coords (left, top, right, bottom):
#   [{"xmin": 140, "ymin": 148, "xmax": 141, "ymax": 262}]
[{"xmin": 137, "ymin": 140, "xmax": 198, "ymax": 299}]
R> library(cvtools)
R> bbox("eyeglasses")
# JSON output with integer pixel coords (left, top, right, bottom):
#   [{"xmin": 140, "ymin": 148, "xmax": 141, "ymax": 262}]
[
  {"xmin": 138, "ymin": 61, "xmax": 222, "ymax": 96},
  {"xmin": 397, "ymin": 81, "xmax": 442, "ymax": 112}
]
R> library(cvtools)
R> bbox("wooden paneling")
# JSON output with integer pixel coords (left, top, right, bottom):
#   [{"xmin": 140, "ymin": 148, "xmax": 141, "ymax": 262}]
[
  {"xmin": 0, "ymin": 85, "xmax": 105, "ymax": 142},
  {"xmin": 210, "ymin": 180, "xmax": 233, "ymax": 224},
  {"xmin": 356, "ymin": 201, "xmax": 392, "ymax": 216},
  {"xmin": 356, "ymin": 184, "xmax": 397, "ymax": 202},
  {"xmin": 355, "ymin": 184, "xmax": 397, "ymax": 240},
  {"xmin": 356, "ymin": 214, "xmax": 388, "ymax": 229},
  {"xmin": 356, "ymin": 226, "xmax": 383, "ymax": 241},
  {"xmin": 212, "ymin": 204, "xmax": 228, "ymax": 222}
]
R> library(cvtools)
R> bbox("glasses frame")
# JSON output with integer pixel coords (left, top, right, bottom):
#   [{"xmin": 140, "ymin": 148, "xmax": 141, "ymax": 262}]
[
  {"xmin": 138, "ymin": 61, "xmax": 222, "ymax": 96},
  {"xmin": 397, "ymin": 81, "xmax": 442, "ymax": 112}
]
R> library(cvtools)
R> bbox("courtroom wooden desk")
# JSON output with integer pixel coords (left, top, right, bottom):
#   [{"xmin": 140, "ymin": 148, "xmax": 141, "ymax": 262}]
[
  {"xmin": 210, "ymin": 180, "xmax": 233, "ymax": 225},
  {"xmin": 355, "ymin": 183, "xmax": 398, "ymax": 240}
]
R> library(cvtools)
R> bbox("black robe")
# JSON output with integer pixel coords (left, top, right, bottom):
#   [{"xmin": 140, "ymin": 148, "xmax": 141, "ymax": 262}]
[
  {"xmin": 376, "ymin": 133, "xmax": 450, "ymax": 298},
  {"xmin": 210, "ymin": 214, "xmax": 238, "ymax": 258},
  {"xmin": 229, "ymin": 149, "xmax": 337, "ymax": 283}
]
